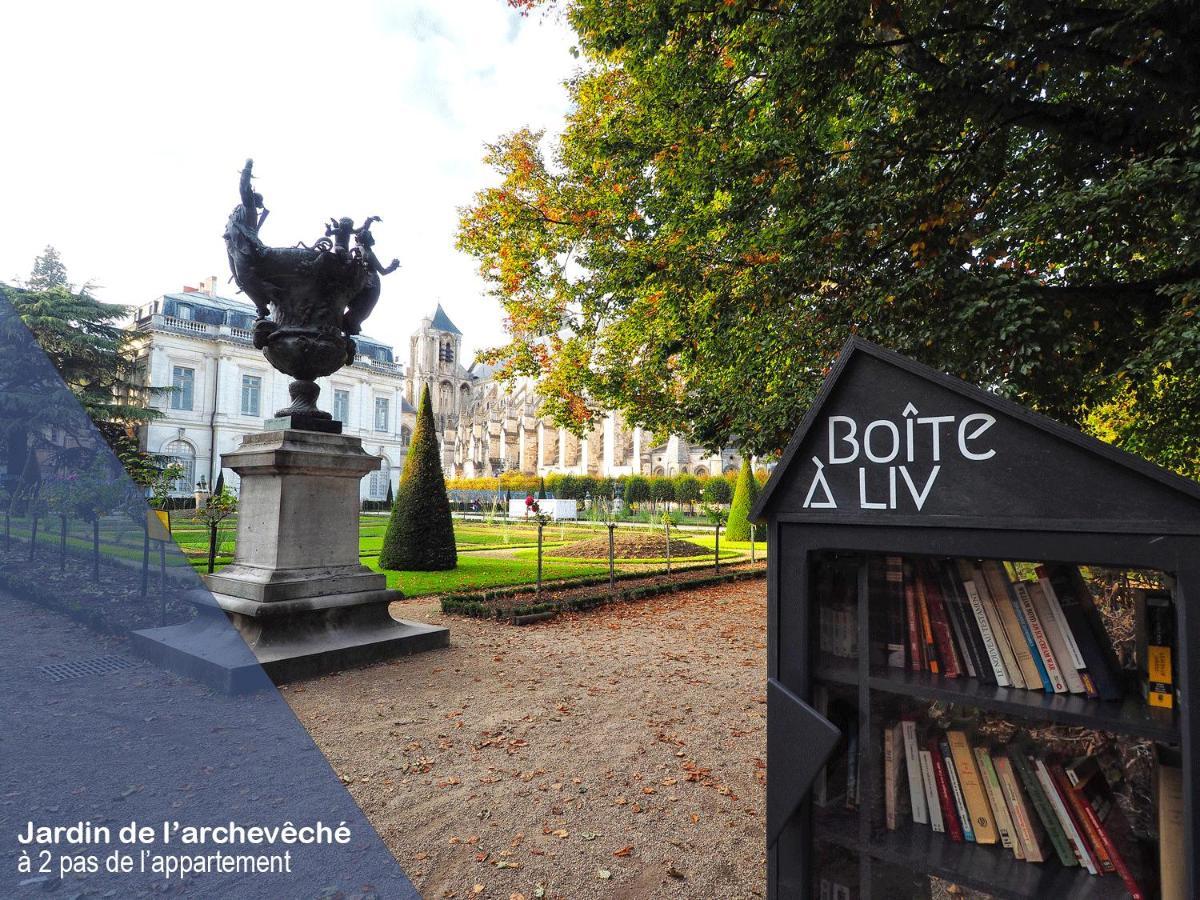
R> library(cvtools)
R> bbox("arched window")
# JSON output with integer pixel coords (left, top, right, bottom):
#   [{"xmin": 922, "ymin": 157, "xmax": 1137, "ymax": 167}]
[
  {"xmin": 439, "ymin": 381, "xmax": 454, "ymax": 415},
  {"xmin": 163, "ymin": 439, "xmax": 196, "ymax": 494},
  {"xmin": 368, "ymin": 454, "xmax": 391, "ymax": 500}
]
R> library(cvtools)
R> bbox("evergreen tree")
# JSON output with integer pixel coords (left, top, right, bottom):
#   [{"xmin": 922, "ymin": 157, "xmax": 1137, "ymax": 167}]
[
  {"xmin": 725, "ymin": 456, "xmax": 761, "ymax": 542},
  {"xmin": 28, "ymin": 245, "xmax": 69, "ymax": 291},
  {"xmin": 379, "ymin": 385, "xmax": 457, "ymax": 571}
]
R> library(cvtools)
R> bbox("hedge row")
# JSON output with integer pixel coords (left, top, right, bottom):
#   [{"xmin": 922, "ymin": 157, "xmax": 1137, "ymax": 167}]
[{"xmin": 439, "ymin": 565, "xmax": 765, "ymax": 624}]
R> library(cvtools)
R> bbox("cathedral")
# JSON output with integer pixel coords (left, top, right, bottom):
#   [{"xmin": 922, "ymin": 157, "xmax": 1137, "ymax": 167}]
[{"xmin": 405, "ymin": 305, "xmax": 740, "ymax": 479}]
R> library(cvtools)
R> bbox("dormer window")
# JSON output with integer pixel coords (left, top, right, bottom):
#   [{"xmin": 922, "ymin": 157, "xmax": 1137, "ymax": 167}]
[{"xmin": 175, "ymin": 303, "xmax": 193, "ymax": 320}]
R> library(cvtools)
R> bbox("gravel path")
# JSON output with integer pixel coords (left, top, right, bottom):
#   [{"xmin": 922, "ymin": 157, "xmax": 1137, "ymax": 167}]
[{"xmin": 283, "ymin": 581, "xmax": 769, "ymax": 900}]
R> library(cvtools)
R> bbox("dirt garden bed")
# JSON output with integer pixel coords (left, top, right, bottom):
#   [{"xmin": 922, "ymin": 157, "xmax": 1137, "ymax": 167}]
[
  {"xmin": 440, "ymin": 561, "xmax": 767, "ymax": 624},
  {"xmin": 554, "ymin": 533, "xmax": 710, "ymax": 559}
]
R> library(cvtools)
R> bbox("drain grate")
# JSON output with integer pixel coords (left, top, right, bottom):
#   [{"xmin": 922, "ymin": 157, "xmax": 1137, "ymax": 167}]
[{"xmin": 38, "ymin": 655, "xmax": 140, "ymax": 682}]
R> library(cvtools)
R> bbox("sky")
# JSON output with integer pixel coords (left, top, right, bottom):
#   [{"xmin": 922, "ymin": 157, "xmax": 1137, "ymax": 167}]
[{"xmin": 0, "ymin": 0, "xmax": 577, "ymax": 363}]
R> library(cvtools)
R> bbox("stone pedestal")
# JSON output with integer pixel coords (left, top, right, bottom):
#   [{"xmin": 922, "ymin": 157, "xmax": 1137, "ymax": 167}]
[{"xmin": 133, "ymin": 429, "xmax": 448, "ymax": 690}]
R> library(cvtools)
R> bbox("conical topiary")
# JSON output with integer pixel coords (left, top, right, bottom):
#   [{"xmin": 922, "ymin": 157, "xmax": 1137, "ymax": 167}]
[
  {"xmin": 379, "ymin": 385, "xmax": 457, "ymax": 571},
  {"xmin": 725, "ymin": 454, "xmax": 761, "ymax": 541}
]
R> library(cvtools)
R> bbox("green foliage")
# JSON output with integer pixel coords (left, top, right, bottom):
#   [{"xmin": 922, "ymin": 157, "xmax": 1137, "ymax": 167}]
[
  {"xmin": 468, "ymin": 2, "xmax": 1200, "ymax": 475},
  {"xmin": 623, "ymin": 474, "xmax": 650, "ymax": 508},
  {"xmin": 380, "ymin": 385, "xmax": 457, "ymax": 571},
  {"xmin": 672, "ymin": 473, "xmax": 701, "ymax": 508},
  {"xmin": 701, "ymin": 477, "xmax": 732, "ymax": 506},
  {"xmin": 649, "ymin": 475, "xmax": 675, "ymax": 505},
  {"xmin": 196, "ymin": 485, "xmax": 238, "ymax": 529},
  {"xmin": 725, "ymin": 456, "xmax": 761, "ymax": 541}
]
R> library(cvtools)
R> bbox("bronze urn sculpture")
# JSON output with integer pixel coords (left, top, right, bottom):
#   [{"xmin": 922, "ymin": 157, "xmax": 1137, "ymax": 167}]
[{"xmin": 223, "ymin": 159, "xmax": 399, "ymax": 424}]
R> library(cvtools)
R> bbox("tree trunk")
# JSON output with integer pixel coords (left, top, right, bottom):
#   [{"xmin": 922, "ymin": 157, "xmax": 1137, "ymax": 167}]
[
  {"xmin": 714, "ymin": 523, "xmax": 720, "ymax": 572},
  {"xmin": 29, "ymin": 515, "xmax": 38, "ymax": 561},
  {"xmin": 207, "ymin": 522, "xmax": 218, "ymax": 574},
  {"xmin": 536, "ymin": 523, "xmax": 544, "ymax": 600},
  {"xmin": 664, "ymin": 519, "xmax": 671, "ymax": 575},
  {"xmin": 608, "ymin": 524, "xmax": 616, "ymax": 597},
  {"xmin": 92, "ymin": 518, "xmax": 100, "ymax": 582},
  {"xmin": 60, "ymin": 514, "xmax": 67, "ymax": 572}
]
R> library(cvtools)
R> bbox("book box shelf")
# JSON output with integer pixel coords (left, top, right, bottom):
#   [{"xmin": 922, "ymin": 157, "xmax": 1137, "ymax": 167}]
[{"xmin": 752, "ymin": 339, "xmax": 1200, "ymax": 900}]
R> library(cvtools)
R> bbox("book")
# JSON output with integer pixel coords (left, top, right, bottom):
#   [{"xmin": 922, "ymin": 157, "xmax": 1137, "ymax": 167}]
[
  {"xmin": 1060, "ymin": 760, "xmax": 1148, "ymax": 897},
  {"xmin": 1034, "ymin": 567, "xmax": 1091, "ymax": 692},
  {"xmin": 882, "ymin": 556, "xmax": 908, "ymax": 669},
  {"xmin": 963, "ymin": 561, "xmax": 1025, "ymax": 689},
  {"xmin": 927, "ymin": 738, "xmax": 963, "ymax": 842},
  {"xmin": 918, "ymin": 749, "xmax": 944, "ymax": 834},
  {"xmin": 935, "ymin": 560, "xmax": 986, "ymax": 681},
  {"xmin": 1049, "ymin": 762, "xmax": 1113, "ymax": 874},
  {"xmin": 993, "ymin": 754, "xmax": 1047, "ymax": 863},
  {"xmin": 914, "ymin": 570, "xmax": 940, "ymax": 675},
  {"xmin": 1010, "ymin": 750, "xmax": 1077, "ymax": 867},
  {"xmin": 1034, "ymin": 756, "xmax": 1097, "ymax": 874},
  {"xmin": 1012, "ymin": 579, "xmax": 1067, "ymax": 693},
  {"xmin": 900, "ymin": 719, "xmax": 928, "ymax": 825},
  {"xmin": 939, "ymin": 736, "xmax": 975, "ymax": 842},
  {"xmin": 961, "ymin": 573, "xmax": 1010, "ymax": 686},
  {"xmin": 884, "ymin": 722, "xmax": 903, "ymax": 831},
  {"xmin": 1038, "ymin": 564, "xmax": 1123, "ymax": 701},
  {"xmin": 1138, "ymin": 588, "xmax": 1174, "ymax": 709},
  {"xmin": 980, "ymin": 561, "xmax": 1047, "ymax": 691},
  {"xmin": 917, "ymin": 560, "xmax": 961, "ymax": 678},
  {"xmin": 1028, "ymin": 580, "xmax": 1087, "ymax": 694},
  {"xmin": 1158, "ymin": 746, "xmax": 1186, "ymax": 900},
  {"xmin": 903, "ymin": 562, "xmax": 923, "ymax": 673},
  {"xmin": 974, "ymin": 746, "xmax": 1018, "ymax": 854},
  {"xmin": 946, "ymin": 731, "xmax": 998, "ymax": 844}
]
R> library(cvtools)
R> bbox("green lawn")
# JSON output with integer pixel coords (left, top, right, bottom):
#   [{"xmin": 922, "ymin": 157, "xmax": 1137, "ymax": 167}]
[{"xmin": 363, "ymin": 553, "xmax": 608, "ymax": 597}]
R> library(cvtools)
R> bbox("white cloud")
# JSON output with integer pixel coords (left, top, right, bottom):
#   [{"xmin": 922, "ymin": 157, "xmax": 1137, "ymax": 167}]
[{"xmin": 0, "ymin": 0, "xmax": 577, "ymax": 362}]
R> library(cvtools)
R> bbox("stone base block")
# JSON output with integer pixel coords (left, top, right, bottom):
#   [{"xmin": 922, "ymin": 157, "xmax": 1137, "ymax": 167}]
[
  {"xmin": 132, "ymin": 592, "xmax": 449, "ymax": 692},
  {"xmin": 264, "ymin": 414, "xmax": 342, "ymax": 434}
]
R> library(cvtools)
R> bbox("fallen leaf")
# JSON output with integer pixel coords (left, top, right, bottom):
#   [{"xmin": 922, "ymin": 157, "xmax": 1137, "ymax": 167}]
[
  {"xmin": 472, "ymin": 885, "xmax": 484, "ymax": 895},
  {"xmin": 597, "ymin": 868, "xmax": 612, "ymax": 880},
  {"xmin": 612, "ymin": 845, "xmax": 633, "ymax": 858}
]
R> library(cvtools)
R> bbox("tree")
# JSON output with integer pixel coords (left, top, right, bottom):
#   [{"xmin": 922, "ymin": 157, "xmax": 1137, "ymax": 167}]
[
  {"xmin": 623, "ymin": 474, "xmax": 650, "ymax": 511},
  {"xmin": 465, "ymin": 2, "xmax": 1200, "ymax": 477},
  {"xmin": 197, "ymin": 485, "xmax": 238, "ymax": 574},
  {"xmin": 28, "ymin": 245, "xmax": 68, "ymax": 291},
  {"xmin": 3, "ymin": 249, "xmax": 160, "ymax": 484},
  {"xmin": 701, "ymin": 476, "xmax": 732, "ymax": 506},
  {"xmin": 649, "ymin": 475, "xmax": 675, "ymax": 513},
  {"xmin": 379, "ymin": 385, "xmax": 457, "ymax": 571},
  {"xmin": 725, "ymin": 456, "xmax": 761, "ymax": 542},
  {"xmin": 673, "ymin": 473, "xmax": 701, "ymax": 514}
]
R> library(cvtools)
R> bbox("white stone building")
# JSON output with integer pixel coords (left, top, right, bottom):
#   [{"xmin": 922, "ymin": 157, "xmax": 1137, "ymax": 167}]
[
  {"xmin": 406, "ymin": 304, "xmax": 741, "ymax": 479},
  {"xmin": 131, "ymin": 280, "xmax": 414, "ymax": 500}
]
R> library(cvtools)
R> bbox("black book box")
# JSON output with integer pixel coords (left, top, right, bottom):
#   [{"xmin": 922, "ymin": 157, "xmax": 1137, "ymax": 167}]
[{"xmin": 752, "ymin": 338, "xmax": 1200, "ymax": 900}]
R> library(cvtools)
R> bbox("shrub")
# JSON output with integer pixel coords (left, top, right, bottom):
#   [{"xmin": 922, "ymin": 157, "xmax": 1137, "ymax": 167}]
[
  {"xmin": 623, "ymin": 474, "xmax": 650, "ymax": 509},
  {"xmin": 673, "ymin": 473, "xmax": 701, "ymax": 511},
  {"xmin": 380, "ymin": 385, "xmax": 457, "ymax": 571},
  {"xmin": 725, "ymin": 455, "xmax": 761, "ymax": 541}
]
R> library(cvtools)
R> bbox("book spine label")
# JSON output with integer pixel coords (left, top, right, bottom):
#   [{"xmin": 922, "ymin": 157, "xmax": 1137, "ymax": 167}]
[
  {"xmin": 928, "ymin": 739, "xmax": 962, "ymax": 842},
  {"xmin": 1014, "ymin": 581, "xmax": 1067, "ymax": 693},
  {"xmin": 1011, "ymin": 752, "xmax": 1077, "ymax": 867},
  {"xmin": 1035, "ymin": 758, "xmax": 1097, "ymax": 874},
  {"xmin": 918, "ymin": 749, "xmax": 944, "ymax": 833},
  {"xmin": 1146, "ymin": 593, "xmax": 1174, "ymax": 708},
  {"xmin": 963, "ymin": 579, "xmax": 1011, "ymax": 686},
  {"xmin": 900, "ymin": 720, "xmax": 928, "ymax": 824},
  {"xmin": 939, "ymin": 737, "xmax": 975, "ymax": 842},
  {"xmin": 975, "ymin": 747, "xmax": 1018, "ymax": 853},
  {"xmin": 1006, "ymin": 579, "xmax": 1054, "ymax": 692}
]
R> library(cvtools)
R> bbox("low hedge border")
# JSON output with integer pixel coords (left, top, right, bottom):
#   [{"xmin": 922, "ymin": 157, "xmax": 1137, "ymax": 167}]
[{"xmin": 439, "ymin": 563, "xmax": 766, "ymax": 624}]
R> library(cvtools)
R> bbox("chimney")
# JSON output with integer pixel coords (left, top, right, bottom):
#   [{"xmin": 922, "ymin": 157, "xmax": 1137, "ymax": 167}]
[
  {"xmin": 201, "ymin": 275, "xmax": 218, "ymax": 296},
  {"xmin": 182, "ymin": 285, "xmax": 199, "ymax": 293}
]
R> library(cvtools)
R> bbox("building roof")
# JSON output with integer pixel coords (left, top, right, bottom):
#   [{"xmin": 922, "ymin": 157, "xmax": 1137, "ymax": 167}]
[
  {"xmin": 161, "ymin": 291, "xmax": 394, "ymax": 353},
  {"xmin": 429, "ymin": 303, "xmax": 462, "ymax": 336}
]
